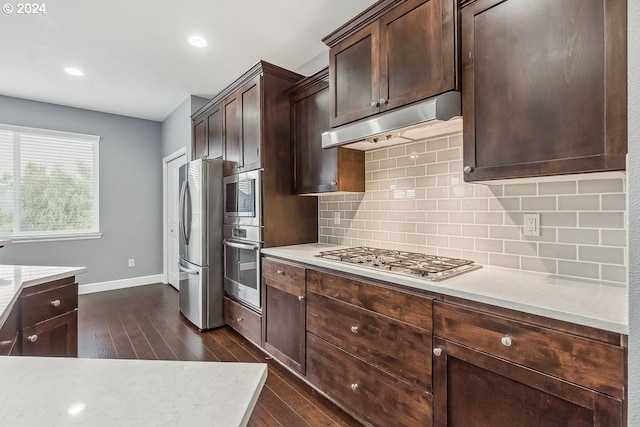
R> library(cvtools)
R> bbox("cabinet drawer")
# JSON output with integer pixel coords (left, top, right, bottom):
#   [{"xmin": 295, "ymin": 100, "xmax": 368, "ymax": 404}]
[
  {"xmin": 307, "ymin": 269, "xmax": 432, "ymax": 330},
  {"xmin": 224, "ymin": 296, "xmax": 261, "ymax": 346},
  {"xmin": 433, "ymin": 302, "xmax": 625, "ymax": 398},
  {"xmin": 307, "ymin": 333, "xmax": 432, "ymax": 427},
  {"xmin": 262, "ymin": 258, "xmax": 305, "ymax": 291},
  {"xmin": 307, "ymin": 291, "xmax": 431, "ymax": 390},
  {"xmin": 21, "ymin": 282, "xmax": 78, "ymax": 327}
]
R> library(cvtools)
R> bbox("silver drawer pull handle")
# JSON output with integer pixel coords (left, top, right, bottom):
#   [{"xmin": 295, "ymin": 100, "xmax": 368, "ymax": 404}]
[
  {"xmin": 350, "ymin": 326, "xmax": 359, "ymax": 334},
  {"xmin": 351, "ymin": 383, "xmax": 359, "ymax": 391},
  {"xmin": 277, "ymin": 270, "xmax": 284, "ymax": 275},
  {"xmin": 501, "ymin": 336, "xmax": 512, "ymax": 347},
  {"xmin": 237, "ymin": 317, "xmax": 243, "ymax": 322},
  {"xmin": 298, "ymin": 295, "xmax": 305, "ymax": 301},
  {"xmin": 433, "ymin": 348, "xmax": 442, "ymax": 357},
  {"xmin": 51, "ymin": 299, "xmax": 61, "ymax": 307},
  {"xmin": 27, "ymin": 335, "xmax": 38, "ymax": 343}
]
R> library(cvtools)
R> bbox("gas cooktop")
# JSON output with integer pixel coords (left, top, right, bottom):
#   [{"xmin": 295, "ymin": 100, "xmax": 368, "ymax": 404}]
[{"xmin": 315, "ymin": 247, "xmax": 482, "ymax": 281}]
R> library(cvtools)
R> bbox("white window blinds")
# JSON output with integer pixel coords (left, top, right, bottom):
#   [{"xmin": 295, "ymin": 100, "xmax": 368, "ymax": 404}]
[{"xmin": 0, "ymin": 124, "xmax": 99, "ymax": 240}]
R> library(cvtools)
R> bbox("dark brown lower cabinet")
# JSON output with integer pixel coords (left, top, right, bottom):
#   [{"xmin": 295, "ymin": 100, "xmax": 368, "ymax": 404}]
[
  {"xmin": 307, "ymin": 333, "xmax": 432, "ymax": 427},
  {"xmin": 432, "ymin": 337, "xmax": 623, "ymax": 427},
  {"xmin": 22, "ymin": 311, "xmax": 78, "ymax": 357},
  {"xmin": 223, "ymin": 296, "xmax": 262, "ymax": 347}
]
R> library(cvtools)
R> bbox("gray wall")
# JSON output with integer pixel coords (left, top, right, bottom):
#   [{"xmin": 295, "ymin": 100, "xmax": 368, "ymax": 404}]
[
  {"xmin": 161, "ymin": 95, "xmax": 208, "ymax": 159},
  {"xmin": 0, "ymin": 95, "xmax": 163, "ymax": 285},
  {"xmin": 628, "ymin": 0, "xmax": 639, "ymax": 423}
]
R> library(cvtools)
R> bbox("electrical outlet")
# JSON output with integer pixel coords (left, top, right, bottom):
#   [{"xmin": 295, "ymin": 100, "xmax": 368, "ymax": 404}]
[
  {"xmin": 523, "ymin": 213, "xmax": 541, "ymax": 237},
  {"xmin": 128, "ymin": 258, "xmax": 135, "ymax": 268},
  {"xmin": 333, "ymin": 212, "xmax": 341, "ymax": 225}
]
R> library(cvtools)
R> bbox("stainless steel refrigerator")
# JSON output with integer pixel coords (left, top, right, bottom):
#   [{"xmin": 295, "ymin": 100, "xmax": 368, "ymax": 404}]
[{"xmin": 178, "ymin": 158, "xmax": 224, "ymax": 330}]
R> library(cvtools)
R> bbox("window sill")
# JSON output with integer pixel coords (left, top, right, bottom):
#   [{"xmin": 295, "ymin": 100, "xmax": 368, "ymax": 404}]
[{"xmin": 5, "ymin": 232, "xmax": 103, "ymax": 244}]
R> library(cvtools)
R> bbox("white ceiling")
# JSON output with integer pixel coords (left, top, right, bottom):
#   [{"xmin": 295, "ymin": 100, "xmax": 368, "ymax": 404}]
[{"xmin": 0, "ymin": 0, "xmax": 377, "ymax": 122}]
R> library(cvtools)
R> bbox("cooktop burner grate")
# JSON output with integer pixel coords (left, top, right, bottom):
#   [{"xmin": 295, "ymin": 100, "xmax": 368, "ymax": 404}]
[{"xmin": 315, "ymin": 247, "xmax": 482, "ymax": 281}]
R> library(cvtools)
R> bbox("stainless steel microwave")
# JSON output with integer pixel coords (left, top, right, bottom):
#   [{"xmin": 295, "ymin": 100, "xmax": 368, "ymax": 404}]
[{"xmin": 223, "ymin": 170, "xmax": 262, "ymax": 227}]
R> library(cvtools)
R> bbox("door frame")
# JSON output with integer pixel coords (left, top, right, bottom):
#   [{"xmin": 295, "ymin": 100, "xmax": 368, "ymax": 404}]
[{"xmin": 162, "ymin": 147, "xmax": 187, "ymax": 286}]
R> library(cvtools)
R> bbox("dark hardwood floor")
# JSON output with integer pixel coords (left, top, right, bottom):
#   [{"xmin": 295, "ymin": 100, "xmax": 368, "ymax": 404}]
[{"xmin": 78, "ymin": 283, "xmax": 361, "ymax": 427}]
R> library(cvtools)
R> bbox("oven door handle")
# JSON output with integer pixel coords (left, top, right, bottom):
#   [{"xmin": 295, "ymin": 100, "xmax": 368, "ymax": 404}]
[{"xmin": 224, "ymin": 240, "xmax": 260, "ymax": 251}]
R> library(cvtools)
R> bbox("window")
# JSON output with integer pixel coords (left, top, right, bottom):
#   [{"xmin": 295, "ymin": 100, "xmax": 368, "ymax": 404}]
[{"xmin": 0, "ymin": 124, "xmax": 100, "ymax": 242}]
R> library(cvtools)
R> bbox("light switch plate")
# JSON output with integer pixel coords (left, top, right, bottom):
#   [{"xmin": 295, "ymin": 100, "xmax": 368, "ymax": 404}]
[
  {"xmin": 333, "ymin": 212, "xmax": 341, "ymax": 225},
  {"xmin": 523, "ymin": 213, "xmax": 540, "ymax": 237}
]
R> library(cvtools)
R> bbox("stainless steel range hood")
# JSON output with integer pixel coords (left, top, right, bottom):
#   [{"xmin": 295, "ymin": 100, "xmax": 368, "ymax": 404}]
[{"xmin": 322, "ymin": 91, "xmax": 461, "ymax": 151}]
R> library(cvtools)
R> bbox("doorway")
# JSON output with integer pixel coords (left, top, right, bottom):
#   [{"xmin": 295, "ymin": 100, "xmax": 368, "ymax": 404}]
[{"xmin": 163, "ymin": 148, "xmax": 187, "ymax": 290}]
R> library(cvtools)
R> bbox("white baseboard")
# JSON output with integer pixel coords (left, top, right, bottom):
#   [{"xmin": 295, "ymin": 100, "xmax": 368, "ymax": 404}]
[{"xmin": 79, "ymin": 274, "xmax": 165, "ymax": 295}]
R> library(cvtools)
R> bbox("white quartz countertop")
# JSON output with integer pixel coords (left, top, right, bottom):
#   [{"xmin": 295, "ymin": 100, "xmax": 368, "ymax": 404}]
[
  {"xmin": 0, "ymin": 265, "xmax": 86, "ymax": 327},
  {"xmin": 0, "ymin": 357, "xmax": 267, "ymax": 427},
  {"xmin": 262, "ymin": 243, "xmax": 628, "ymax": 334}
]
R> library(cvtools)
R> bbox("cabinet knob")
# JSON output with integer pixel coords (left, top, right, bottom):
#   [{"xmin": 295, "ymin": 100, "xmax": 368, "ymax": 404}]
[
  {"xmin": 350, "ymin": 326, "xmax": 359, "ymax": 334},
  {"xmin": 276, "ymin": 270, "xmax": 284, "ymax": 275},
  {"xmin": 463, "ymin": 165, "xmax": 474, "ymax": 173},
  {"xmin": 371, "ymin": 100, "xmax": 380, "ymax": 108},
  {"xmin": 51, "ymin": 299, "xmax": 61, "ymax": 307},
  {"xmin": 330, "ymin": 181, "xmax": 337, "ymax": 186},
  {"xmin": 298, "ymin": 295, "xmax": 305, "ymax": 301},
  {"xmin": 379, "ymin": 98, "xmax": 389, "ymax": 105},
  {"xmin": 433, "ymin": 347, "xmax": 443, "ymax": 357},
  {"xmin": 501, "ymin": 336, "xmax": 512, "ymax": 347},
  {"xmin": 351, "ymin": 383, "xmax": 359, "ymax": 391},
  {"xmin": 27, "ymin": 334, "xmax": 38, "ymax": 343},
  {"xmin": 237, "ymin": 317, "xmax": 243, "ymax": 323}
]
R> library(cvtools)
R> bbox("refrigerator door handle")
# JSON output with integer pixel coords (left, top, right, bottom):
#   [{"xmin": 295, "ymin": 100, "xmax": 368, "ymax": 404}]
[
  {"xmin": 179, "ymin": 179, "xmax": 188, "ymax": 244},
  {"xmin": 179, "ymin": 260, "xmax": 200, "ymax": 275},
  {"xmin": 184, "ymin": 180, "xmax": 192, "ymax": 246}
]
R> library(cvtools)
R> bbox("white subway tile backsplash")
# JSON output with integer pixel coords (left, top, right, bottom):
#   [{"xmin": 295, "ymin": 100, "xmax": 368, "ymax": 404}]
[
  {"xmin": 601, "ymin": 265, "xmax": 627, "ymax": 283},
  {"xmin": 558, "ymin": 228, "xmax": 599, "ymax": 245},
  {"xmin": 579, "ymin": 179, "xmax": 624, "ymax": 194},
  {"xmin": 601, "ymin": 229, "xmax": 626, "ymax": 247},
  {"xmin": 602, "ymin": 194, "xmax": 626, "ymax": 210},
  {"xmin": 558, "ymin": 195, "xmax": 599, "ymax": 211},
  {"xmin": 426, "ymin": 138, "xmax": 448, "ymax": 151},
  {"xmin": 504, "ymin": 183, "xmax": 537, "ymax": 196},
  {"xmin": 538, "ymin": 181, "xmax": 576, "ymax": 195},
  {"xmin": 521, "ymin": 196, "xmax": 557, "ymax": 211},
  {"xmin": 539, "ymin": 243, "xmax": 577, "ymax": 260},
  {"xmin": 558, "ymin": 260, "xmax": 599, "ymax": 279},
  {"xmin": 317, "ymin": 132, "xmax": 627, "ymax": 284},
  {"xmin": 579, "ymin": 212, "xmax": 625, "ymax": 228},
  {"xmin": 579, "ymin": 246, "xmax": 625, "ymax": 265},
  {"xmin": 521, "ymin": 257, "xmax": 557, "ymax": 274}
]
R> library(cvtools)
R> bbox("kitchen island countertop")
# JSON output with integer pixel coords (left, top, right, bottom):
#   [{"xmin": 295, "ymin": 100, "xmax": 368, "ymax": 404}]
[
  {"xmin": 0, "ymin": 357, "xmax": 267, "ymax": 427},
  {"xmin": 262, "ymin": 243, "xmax": 628, "ymax": 334}
]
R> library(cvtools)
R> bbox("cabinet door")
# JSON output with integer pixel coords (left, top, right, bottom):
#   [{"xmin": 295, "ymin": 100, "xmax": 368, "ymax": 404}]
[
  {"xmin": 206, "ymin": 103, "xmax": 223, "ymax": 159},
  {"xmin": 263, "ymin": 259, "xmax": 306, "ymax": 374},
  {"xmin": 223, "ymin": 95, "xmax": 242, "ymax": 176},
  {"xmin": 22, "ymin": 310, "xmax": 78, "ymax": 357},
  {"xmin": 240, "ymin": 76, "xmax": 261, "ymax": 172},
  {"xmin": 193, "ymin": 118, "xmax": 207, "ymax": 160},
  {"xmin": 292, "ymin": 79, "xmax": 338, "ymax": 193},
  {"xmin": 432, "ymin": 337, "xmax": 623, "ymax": 427},
  {"xmin": 329, "ymin": 22, "xmax": 380, "ymax": 127},
  {"xmin": 461, "ymin": 0, "xmax": 627, "ymax": 181},
  {"xmin": 379, "ymin": 0, "xmax": 456, "ymax": 112}
]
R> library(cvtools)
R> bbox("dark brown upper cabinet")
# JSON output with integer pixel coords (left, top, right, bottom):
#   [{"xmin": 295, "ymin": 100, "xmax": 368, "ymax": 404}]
[
  {"xmin": 224, "ymin": 76, "xmax": 261, "ymax": 175},
  {"xmin": 206, "ymin": 103, "xmax": 223, "ymax": 159},
  {"xmin": 461, "ymin": 0, "xmax": 627, "ymax": 181},
  {"xmin": 290, "ymin": 69, "xmax": 365, "ymax": 194},
  {"xmin": 192, "ymin": 116, "xmax": 207, "ymax": 160},
  {"xmin": 191, "ymin": 102, "xmax": 221, "ymax": 160},
  {"xmin": 324, "ymin": 0, "xmax": 457, "ymax": 128}
]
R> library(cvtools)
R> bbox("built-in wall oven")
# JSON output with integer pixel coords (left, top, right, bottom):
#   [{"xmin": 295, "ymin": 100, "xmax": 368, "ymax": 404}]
[{"xmin": 223, "ymin": 170, "xmax": 263, "ymax": 312}]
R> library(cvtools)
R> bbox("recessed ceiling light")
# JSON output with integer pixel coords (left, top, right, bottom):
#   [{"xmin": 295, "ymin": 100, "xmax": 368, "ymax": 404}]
[
  {"xmin": 188, "ymin": 36, "xmax": 208, "ymax": 48},
  {"xmin": 64, "ymin": 67, "xmax": 84, "ymax": 77}
]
